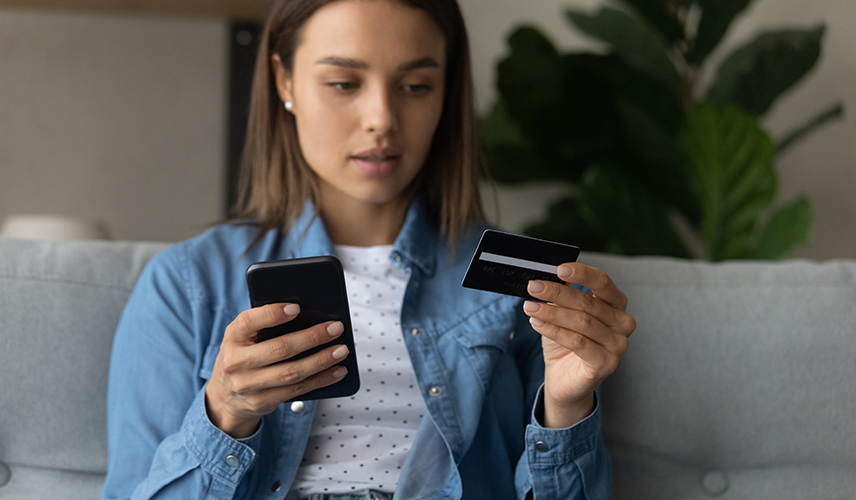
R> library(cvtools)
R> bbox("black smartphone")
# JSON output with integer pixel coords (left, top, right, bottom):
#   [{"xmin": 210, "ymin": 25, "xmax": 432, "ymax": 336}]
[{"xmin": 246, "ymin": 256, "xmax": 360, "ymax": 401}]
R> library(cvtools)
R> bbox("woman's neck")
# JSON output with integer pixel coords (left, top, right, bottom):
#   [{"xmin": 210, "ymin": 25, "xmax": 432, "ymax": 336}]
[{"xmin": 317, "ymin": 192, "xmax": 411, "ymax": 247}]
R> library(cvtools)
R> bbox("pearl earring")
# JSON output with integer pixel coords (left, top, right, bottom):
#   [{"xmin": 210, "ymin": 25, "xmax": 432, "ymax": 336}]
[{"xmin": 284, "ymin": 101, "xmax": 293, "ymax": 112}]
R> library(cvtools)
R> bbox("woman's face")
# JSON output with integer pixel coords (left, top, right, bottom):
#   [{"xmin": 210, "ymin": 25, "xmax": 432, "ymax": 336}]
[{"xmin": 273, "ymin": 0, "xmax": 447, "ymax": 211}]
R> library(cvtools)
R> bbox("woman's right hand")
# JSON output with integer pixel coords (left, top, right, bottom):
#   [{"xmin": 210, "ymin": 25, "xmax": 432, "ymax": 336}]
[{"xmin": 204, "ymin": 303, "xmax": 350, "ymax": 438}]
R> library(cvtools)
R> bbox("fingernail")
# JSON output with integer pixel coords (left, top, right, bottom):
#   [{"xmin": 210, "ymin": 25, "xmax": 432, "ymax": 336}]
[
  {"xmin": 528, "ymin": 281, "xmax": 545, "ymax": 293},
  {"xmin": 523, "ymin": 301, "xmax": 541, "ymax": 313},
  {"xmin": 284, "ymin": 303, "xmax": 300, "ymax": 316},
  {"xmin": 327, "ymin": 321, "xmax": 344, "ymax": 336},
  {"xmin": 558, "ymin": 265, "xmax": 573, "ymax": 278},
  {"xmin": 333, "ymin": 366, "xmax": 348, "ymax": 378},
  {"xmin": 529, "ymin": 317, "xmax": 545, "ymax": 328},
  {"xmin": 332, "ymin": 345, "xmax": 349, "ymax": 360}
]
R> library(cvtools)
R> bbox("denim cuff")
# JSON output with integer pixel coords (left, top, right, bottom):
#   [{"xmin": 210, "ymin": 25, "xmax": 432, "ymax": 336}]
[
  {"xmin": 525, "ymin": 384, "xmax": 601, "ymax": 466},
  {"xmin": 181, "ymin": 385, "xmax": 263, "ymax": 486}
]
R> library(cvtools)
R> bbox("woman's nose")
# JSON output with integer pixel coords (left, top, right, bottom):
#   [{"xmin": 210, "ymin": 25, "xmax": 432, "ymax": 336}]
[{"xmin": 362, "ymin": 85, "xmax": 399, "ymax": 136}]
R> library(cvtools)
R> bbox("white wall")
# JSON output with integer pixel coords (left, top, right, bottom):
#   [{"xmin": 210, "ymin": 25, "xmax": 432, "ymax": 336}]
[
  {"xmin": 464, "ymin": 0, "xmax": 856, "ymax": 260},
  {"xmin": 0, "ymin": 8, "xmax": 228, "ymax": 243},
  {"xmin": 1, "ymin": 2, "xmax": 853, "ymax": 258}
]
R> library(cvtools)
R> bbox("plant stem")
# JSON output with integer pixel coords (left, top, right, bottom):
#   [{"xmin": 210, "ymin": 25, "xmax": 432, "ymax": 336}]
[
  {"xmin": 672, "ymin": 1, "xmax": 696, "ymax": 110},
  {"xmin": 683, "ymin": 66, "xmax": 699, "ymax": 110},
  {"xmin": 776, "ymin": 103, "xmax": 845, "ymax": 155}
]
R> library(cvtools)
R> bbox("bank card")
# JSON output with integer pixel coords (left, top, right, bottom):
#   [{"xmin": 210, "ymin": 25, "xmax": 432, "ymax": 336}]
[{"xmin": 461, "ymin": 229, "xmax": 580, "ymax": 300}]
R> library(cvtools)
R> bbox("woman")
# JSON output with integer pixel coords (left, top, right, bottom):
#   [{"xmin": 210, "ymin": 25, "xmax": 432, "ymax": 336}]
[{"xmin": 101, "ymin": 0, "xmax": 636, "ymax": 499}]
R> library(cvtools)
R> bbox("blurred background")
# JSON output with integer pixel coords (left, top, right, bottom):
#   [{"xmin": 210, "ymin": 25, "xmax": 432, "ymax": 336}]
[{"xmin": 0, "ymin": 0, "xmax": 853, "ymax": 259}]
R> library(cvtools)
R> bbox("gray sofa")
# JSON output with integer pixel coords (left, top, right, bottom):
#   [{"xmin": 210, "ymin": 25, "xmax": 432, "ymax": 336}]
[{"xmin": 1, "ymin": 236, "xmax": 854, "ymax": 499}]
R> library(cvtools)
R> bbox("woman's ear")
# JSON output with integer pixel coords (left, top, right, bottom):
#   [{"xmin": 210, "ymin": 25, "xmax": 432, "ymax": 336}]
[{"xmin": 271, "ymin": 54, "xmax": 294, "ymax": 106}]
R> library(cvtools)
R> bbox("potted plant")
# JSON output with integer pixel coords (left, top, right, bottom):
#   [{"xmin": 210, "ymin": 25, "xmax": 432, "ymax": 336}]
[{"xmin": 481, "ymin": 0, "xmax": 844, "ymax": 260}]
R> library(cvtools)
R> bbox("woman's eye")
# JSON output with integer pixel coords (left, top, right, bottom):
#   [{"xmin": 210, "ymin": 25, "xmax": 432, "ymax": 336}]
[
  {"xmin": 328, "ymin": 82, "xmax": 358, "ymax": 91},
  {"xmin": 403, "ymin": 83, "xmax": 432, "ymax": 93}
]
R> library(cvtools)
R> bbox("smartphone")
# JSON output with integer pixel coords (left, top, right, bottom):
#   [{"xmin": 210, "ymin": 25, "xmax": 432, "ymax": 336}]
[{"xmin": 246, "ymin": 256, "xmax": 360, "ymax": 401}]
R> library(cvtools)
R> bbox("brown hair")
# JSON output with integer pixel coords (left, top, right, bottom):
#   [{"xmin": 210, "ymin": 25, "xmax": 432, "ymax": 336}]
[{"xmin": 232, "ymin": 0, "xmax": 487, "ymax": 248}]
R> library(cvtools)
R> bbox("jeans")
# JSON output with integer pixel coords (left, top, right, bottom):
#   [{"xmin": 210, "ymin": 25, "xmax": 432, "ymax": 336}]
[{"xmin": 302, "ymin": 490, "xmax": 393, "ymax": 500}]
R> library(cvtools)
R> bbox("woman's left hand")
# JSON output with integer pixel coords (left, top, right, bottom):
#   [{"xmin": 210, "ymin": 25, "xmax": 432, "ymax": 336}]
[{"xmin": 523, "ymin": 262, "xmax": 636, "ymax": 429}]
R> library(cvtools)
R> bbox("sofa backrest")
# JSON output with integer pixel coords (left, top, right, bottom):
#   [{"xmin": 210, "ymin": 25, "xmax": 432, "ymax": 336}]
[
  {"xmin": 583, "ymin": 253, "xmax": 856, "ymax": 499},
  {"xmin": 0, "ymin": 237, "xmax": 167, "ymax": 500},
  {"xmin": 1, "ymin": 238, "xmax": 854, "ymax": 499}
]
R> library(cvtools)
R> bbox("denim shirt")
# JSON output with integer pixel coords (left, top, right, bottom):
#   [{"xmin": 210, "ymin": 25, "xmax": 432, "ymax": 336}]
[{"xmin": 101, "ymin": 199, "xmax": 611, "ymax": 500}]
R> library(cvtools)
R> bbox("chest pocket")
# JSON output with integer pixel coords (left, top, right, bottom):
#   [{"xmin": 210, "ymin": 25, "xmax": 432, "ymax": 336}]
[
  {"xmin": 197, "ymin": 306, "xmax": 236, "ymax": 381},
  {"xmin": 451, "ymin": 313, "xmax": 516, "ymax": 391}
]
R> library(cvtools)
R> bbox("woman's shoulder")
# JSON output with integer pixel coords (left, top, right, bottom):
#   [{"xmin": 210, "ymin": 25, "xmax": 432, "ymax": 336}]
[
  {"xmin": 183, "ymin": 220, "xmax": 268, "ymax": 258},
  {"xmin": 142, "ymin": 221, "xmax": 275, "ymax": 284},
  {"xmin": 132, "ymin": 221, "xmax": 281, "ymax": 316}
]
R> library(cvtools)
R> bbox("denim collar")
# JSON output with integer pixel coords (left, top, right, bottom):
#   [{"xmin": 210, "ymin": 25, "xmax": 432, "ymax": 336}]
[{"xmin": 283, "ymin": 196, "xmax": 438, "ymax": 278}]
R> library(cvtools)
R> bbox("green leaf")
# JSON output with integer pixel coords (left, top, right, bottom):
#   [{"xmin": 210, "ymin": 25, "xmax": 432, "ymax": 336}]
[
  {"xmin": 606, "ymin": 58, "xmax": 685, "ymax": 133},
  {"xmin": 679, "ymin": 103, "xmax": 776, "ymax": 261},
  {"xmin": 611, "ymin": 96, "xmax": 700, "ymax": 221},
  {"xmin": 547, "ymin": 53, "xmax": 679, "ymax": 175},
  {"xmin": 520, "ymin": 54, "xmax": 629, "ymax": 181},
  {"xmin": 496, "ymin": 27, "xmax": 564, "ymax": 128},
  {"xmin": 746, "ymin": 197, "xmax": 813, "ymax": 260},
  {"xmin": 619, "ymin": 0, "xmax": 685, "ymax": 44},
  {"xmin": 492, "ymin": 44, "xmax": 699, "ymax": 222},
  {"xmin": 479, "ymin": 100, "xmax": 548, "ymax": 184},
  {"xmin": 566, "ymin": 7, "xmax": 682, "ymax": 91},
  {"xmin": 576, "ymin": 164, "xmax": 691, "ymax": 258},
  {"xmin": 708, "ymin": 27, "xmax": 825, "ymax": 116},
  {"xmin": 490, "ymin": 28, "xmax": 592, "ymax": 183},
  {"xmin": 615, "ymin": 97, "xmax": 681, "ymax": 169},
  {"xmin": 597, "ymin": 59, "xmax": 700, "ymax": 223},
  {"xmin": 523, "ymin": 196, "xmax": 606, "ymax": 252},
  {"xmin": 692, "ymin": 0, "xmax": 755, "ymax": 64},
  {"xmin": 495, "ymin": 44, "xmax": 649, "ymax": 182},
  {"xmin": 479, "ymin": 100, "xmax": 527, "ymax": 149}
]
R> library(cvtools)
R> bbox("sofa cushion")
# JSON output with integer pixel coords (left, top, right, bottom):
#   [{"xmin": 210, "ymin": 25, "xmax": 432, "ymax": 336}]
[
  {"xmin": 0, "ymin": 237, "xmax": 167, "ymax": 498},
  {"xmin": 1, "ymin": 238, "xmax": 854, "ymax": 500},
  {"xmin": 582, "ymin": 253, "xmax": 856, "ymax": 499}
]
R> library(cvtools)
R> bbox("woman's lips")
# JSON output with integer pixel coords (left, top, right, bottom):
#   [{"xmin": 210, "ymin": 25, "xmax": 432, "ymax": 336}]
[
  {"xmin": 350, "ymin": 156, "xmax": 402, "ymax": 176},
  {"xmin": 350, "ymin": 149, "xmax": 402, "ymax": 177}
]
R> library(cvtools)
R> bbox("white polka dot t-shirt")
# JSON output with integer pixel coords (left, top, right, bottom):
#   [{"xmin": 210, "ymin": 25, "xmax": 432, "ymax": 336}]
[{"xmin": 287, "ymin": 245, "xmax": 427, "ymax": 498}]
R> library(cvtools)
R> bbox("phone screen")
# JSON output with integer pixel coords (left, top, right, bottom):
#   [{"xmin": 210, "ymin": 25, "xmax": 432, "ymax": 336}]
[{"xmin": 246, "ymin": 256, "xmax": 360, "ymax": 401}]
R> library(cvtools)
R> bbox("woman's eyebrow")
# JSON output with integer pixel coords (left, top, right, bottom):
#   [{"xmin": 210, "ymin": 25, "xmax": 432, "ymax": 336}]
[
  {"xmin": 316, "ymin": 56, "xmax": 440, "ymax": 72},
  {"xmin": 316, "ymin": 56, "xmax": 368, "ymax": 69},
  {"xmin": 397, "ymin": 56, "xmax": 440, "ymax": 72}
]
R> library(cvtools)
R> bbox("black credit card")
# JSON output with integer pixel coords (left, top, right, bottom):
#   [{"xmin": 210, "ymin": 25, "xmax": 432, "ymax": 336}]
[{"xmin": 461, "ymin": 229, "xmax": 580, "ymax": 300}]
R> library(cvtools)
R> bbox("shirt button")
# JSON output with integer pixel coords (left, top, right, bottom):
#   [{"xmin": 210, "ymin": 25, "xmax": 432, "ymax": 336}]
[
  {"xmin": 410, "ymin": 328, "xmax": 422, "ymax": 336},
  {"xmin": 394, "ymin": 255, "xmax": 402, "ymax": 262},
  {"xmin": 290, "ymin": 401, "xmax": 305, "ymax": 414},
  {"xmin": 429, "ymin": 386, "xmax": 442, "ymax": 397},
  {"xmin": 225, "ymin": 455, "xmax": 240, "ymax": 468},
  {"xmin": 700, "ymin": 469, "xmax": 728, "ymax": 497},
  {"xmin": 534, "ymin": 441, "xmax": 549, "ymax": 452},
  {"xmin": 509, "ymin": 330, "xmax": 515, "ymax": 339},
  {"xmin": 271, "ymin": 481, "xmax": 282, "ymax": 493}
]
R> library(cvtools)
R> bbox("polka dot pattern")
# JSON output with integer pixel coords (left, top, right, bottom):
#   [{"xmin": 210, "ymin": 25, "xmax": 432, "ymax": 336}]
[{"xmin": 288, "ymin": 245, "xmax": 426, "ymax": 498}]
